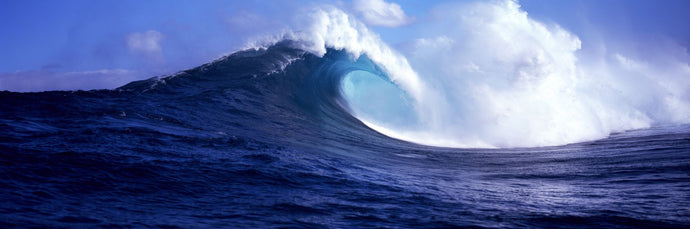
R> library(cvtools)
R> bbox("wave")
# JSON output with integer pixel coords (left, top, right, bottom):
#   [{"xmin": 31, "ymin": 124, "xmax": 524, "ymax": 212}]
[
  {"xmin": 117, "ymin": 41, "xmax": 394, "ymax": 149},
  {"xmin": 119, "ymin": 1, "xmax": 689, "ymax": 149}
]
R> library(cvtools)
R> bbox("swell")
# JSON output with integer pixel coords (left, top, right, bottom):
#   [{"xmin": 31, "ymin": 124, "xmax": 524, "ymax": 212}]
[
  {"xmin": 1, "ymin": 39, "xmax": 689, "ymax": 229},
  {"xmin": 0, "ymin": 40, "xmax": 417, "ymax": 159}
]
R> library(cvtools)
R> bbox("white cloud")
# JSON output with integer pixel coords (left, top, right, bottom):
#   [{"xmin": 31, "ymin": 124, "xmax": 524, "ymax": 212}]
[
  {"xmin": 126, "ymin": 30, "xmax": 164, "ymax": 57},
  {"xmin": 352, "ymin": 0, "xmax": 412, "ymax": 27}
]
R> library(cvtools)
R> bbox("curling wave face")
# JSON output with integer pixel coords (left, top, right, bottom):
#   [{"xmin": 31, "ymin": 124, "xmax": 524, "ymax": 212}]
[{"xmin": 117, "ymin": 41, "xmax": 403, "ymax": 151}]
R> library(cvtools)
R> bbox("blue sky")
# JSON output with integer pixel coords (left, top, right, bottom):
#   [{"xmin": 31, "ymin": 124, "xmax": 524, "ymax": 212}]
[{"xmin": 1, "ymin": 0, "xmax": 688, "ymax": 91}]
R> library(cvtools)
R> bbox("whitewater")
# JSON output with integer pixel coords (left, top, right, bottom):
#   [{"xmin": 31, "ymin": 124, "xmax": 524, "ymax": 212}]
[
  {"xmin": 1, "ymin": 0, "xmax": 689, "ymax": 228},
  {"xmin": 247, "ymin": 1, "xmax": 690, "ymax": 148}
]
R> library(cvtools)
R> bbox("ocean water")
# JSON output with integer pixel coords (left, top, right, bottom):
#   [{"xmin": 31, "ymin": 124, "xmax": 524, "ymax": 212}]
[{"xmin": 1, "ymin": 42, "xmax": 689, "ymax": 228}]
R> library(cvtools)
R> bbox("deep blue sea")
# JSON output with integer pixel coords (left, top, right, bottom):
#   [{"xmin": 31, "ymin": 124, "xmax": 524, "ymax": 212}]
[{"xmin": 1, "ymin": 42, "xmax": 689, "ymax": 228}]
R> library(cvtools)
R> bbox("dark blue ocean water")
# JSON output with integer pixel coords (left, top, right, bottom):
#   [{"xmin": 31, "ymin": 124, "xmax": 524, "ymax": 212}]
[{"xmin": 1, "ymin": 42, "xmax": 689, "ymax": 228}]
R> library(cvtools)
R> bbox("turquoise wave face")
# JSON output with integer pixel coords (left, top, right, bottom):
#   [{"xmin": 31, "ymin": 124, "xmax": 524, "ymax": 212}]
[{"xmin": 340, "ymin": 69, "xmax": 418, "ymax": 131}]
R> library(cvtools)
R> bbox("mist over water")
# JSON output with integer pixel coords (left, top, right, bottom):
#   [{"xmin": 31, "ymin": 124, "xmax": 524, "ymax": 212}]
[{"xmin": 262, "ymin": 0, "xmax": 690, "ymax": 148}]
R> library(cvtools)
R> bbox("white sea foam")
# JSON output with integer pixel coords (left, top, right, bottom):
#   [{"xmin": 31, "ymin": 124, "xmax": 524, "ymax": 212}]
[{"xmin": 253, "ymin": 0, "xmax": 690, "ymax": 148}]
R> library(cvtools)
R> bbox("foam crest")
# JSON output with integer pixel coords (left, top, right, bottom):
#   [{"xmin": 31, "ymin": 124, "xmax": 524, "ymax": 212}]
[
  {"xmin": 253, "ymin": 1, "xmax": 690, "ymax": 148},
  {"xmin": 286, "ymin": 6, "xmax": 426, "ymax": 101}
]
